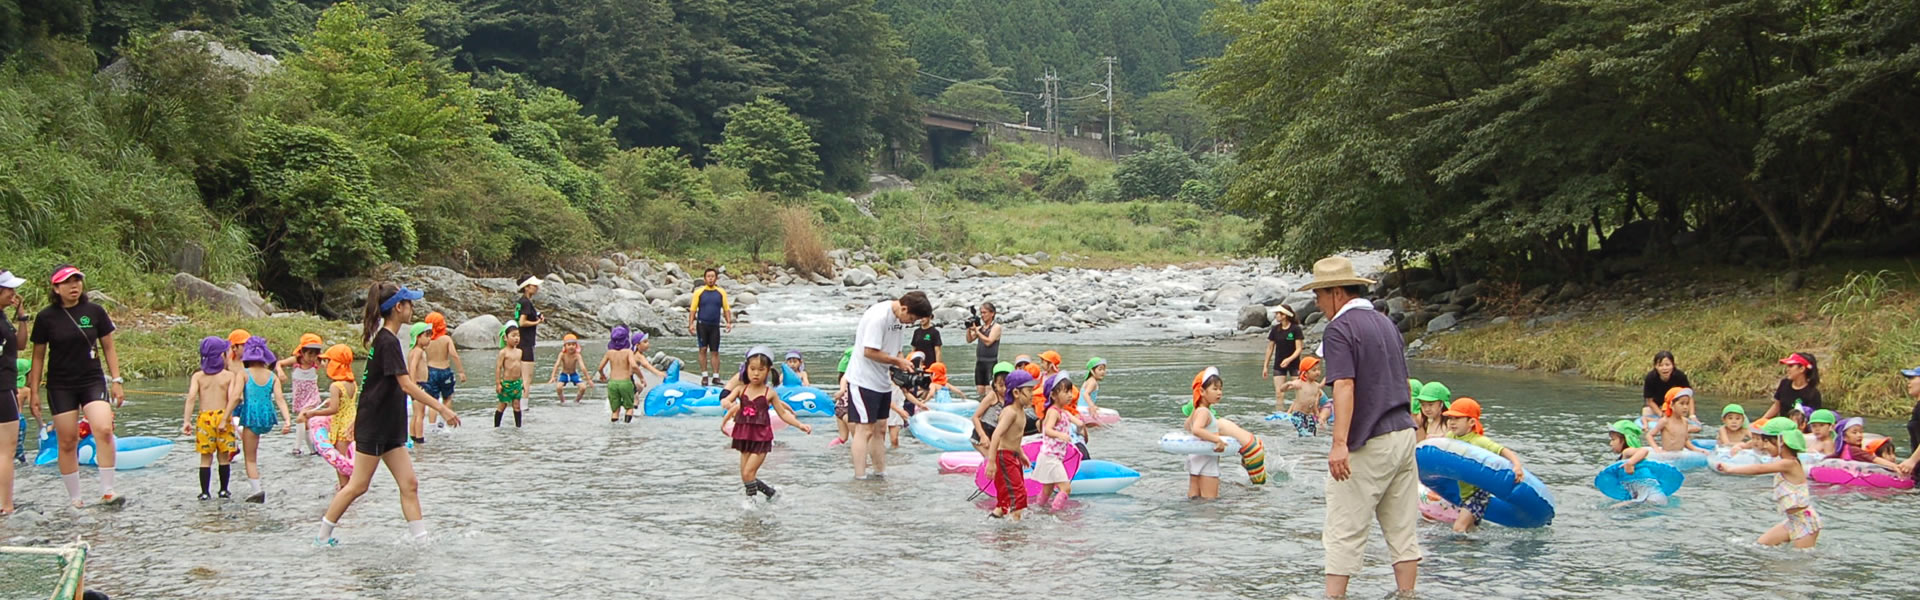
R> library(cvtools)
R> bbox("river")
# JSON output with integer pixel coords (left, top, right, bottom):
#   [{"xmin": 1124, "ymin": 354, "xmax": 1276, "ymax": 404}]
[{"xmin": 1, "ymin": 289, "xmax": 1914, "ymax": 599}]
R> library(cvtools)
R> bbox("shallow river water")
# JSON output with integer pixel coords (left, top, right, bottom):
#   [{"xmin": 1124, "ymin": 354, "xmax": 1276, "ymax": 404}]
[{"xmin": 3, "ymin": 293, "xmax": 1916, "ymax": 600}]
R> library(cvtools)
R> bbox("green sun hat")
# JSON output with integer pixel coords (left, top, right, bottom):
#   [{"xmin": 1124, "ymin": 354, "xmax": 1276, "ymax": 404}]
[
  {"xmin": 1809, "ymin": 409, "xmax": 1837, "ymax": 425},
  {"xmin": 1722, "ymin": 403, "xmax": 1747, "ymax": 417},
  {"xmin": 1609, "ymin": 419, "xmax": 1645, "ymax": 448},
  {"xmin": 1758, "ymin": 418, "xmax": 1809, "ymax": 451},
  {"xmin": 1416, "ymin": 382, "xmax": 1453, "ymax": 406},
  {"xmin": 1408, "ymin": 378, "xmax": 1423, "ymax": 413},
  {"xmin": 498, "ymin": 323, "xmax": 518, "ymax": 349},
  {"xmin": 14, "ymin": 358, "xmax": 26, "ymax": 388},
  {"xmin": 1086, "ymin": 357, "xmax": 1107, "ymax": 372},
  {"xmin": 992, "ymin": 361, "xmax": 1015, "ymax": 377},
  {"xmin": 838, "ymin": 347, "xmax": 854, "ymax": 373}
]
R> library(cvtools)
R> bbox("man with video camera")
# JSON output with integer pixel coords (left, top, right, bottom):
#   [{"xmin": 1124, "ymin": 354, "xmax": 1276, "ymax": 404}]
[{"xmin": 963, "ymin": 302, "xmax": 1003, "ymax": 399}]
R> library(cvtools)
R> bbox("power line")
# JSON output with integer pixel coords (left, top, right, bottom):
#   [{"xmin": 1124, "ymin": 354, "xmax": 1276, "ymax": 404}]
[{"xmin": 915, "ymin": 70, "xmax": 1043, "ymax": 97}]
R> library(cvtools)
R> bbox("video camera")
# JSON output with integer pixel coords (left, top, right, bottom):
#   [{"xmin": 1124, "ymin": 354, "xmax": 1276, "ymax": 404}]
[
  {"xmin": 891, "ymin": 367, "xmax": 932, "ymax": 391},
  {"xmin": 964, "ymin": 306, "xmax": 983, "ymax": 329}
]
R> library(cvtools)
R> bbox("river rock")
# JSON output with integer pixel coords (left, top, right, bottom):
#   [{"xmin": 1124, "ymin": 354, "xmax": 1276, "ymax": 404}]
[
  {"xmin": 452, "ymin": 315, "xmax": 502, "ymax": 349},
  {"xmin": 735, "ymin": 292, "xmax": 758, "ymax": 306},
  {"xmin": 1426, "ymin": 312, "xmax": 1459, "ymax": 333},
  {"xmin": 644, "ymin": 288, "xmax": 676, "ymax": 302},
  {"xmin": 595, "ymin": 301, "xmax": 668, "ymax": 336},
  {"xmin": 1086, "ymin": 304, "xmax": 1113, "ymax": 322},
  {"xmin": 1034, "ymin": 251, "xmax": 1050, "ymax": 262},
  {"xmin": 1384, "ymin": 297, "xmax": 1410, "ymax": 316},
  {"xmin": 170, "ymin": 273, "xmax": 269, "ymax": 318},
  {"xmin": 933, "ymin": 306, "xmax": 968, "ymax": 326},
  {"xmin": 843, "ymin": 268, "xmax": 876, "ymax": 287},
  {"xmin": 1237, "ymin": 305, "xmax": 1270, "ymax": 329}
]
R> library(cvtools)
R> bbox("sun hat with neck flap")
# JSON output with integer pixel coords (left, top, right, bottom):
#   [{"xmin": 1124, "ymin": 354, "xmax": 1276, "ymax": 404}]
[
  {"xmin": 1295, "ymin": 256, "xmax": 1376, "ymax": 292},
  {"xmin": 322, "ymin": 344, "xmax": 355, "ymax": 381}
]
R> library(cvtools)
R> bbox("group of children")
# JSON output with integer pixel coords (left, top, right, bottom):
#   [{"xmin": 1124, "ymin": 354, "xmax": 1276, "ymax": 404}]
[{"xmin": 968, "ymin": 353, "xmax": 1101, "ymax": 519}]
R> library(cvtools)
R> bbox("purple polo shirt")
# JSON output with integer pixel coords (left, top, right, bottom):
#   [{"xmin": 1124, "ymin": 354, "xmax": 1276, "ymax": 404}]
[{"xmin": 1321, "ymin": 305, "xmax": 1416, "ymax": 451}]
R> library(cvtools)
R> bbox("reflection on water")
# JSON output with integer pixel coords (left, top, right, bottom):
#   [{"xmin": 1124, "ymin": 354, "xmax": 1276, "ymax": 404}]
[{"xmin": 2, "ymin": 330, "xmax": 1915, "ymax": 599}]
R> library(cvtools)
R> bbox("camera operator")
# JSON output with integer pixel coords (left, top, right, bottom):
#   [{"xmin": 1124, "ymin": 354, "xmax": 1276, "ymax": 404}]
[
  {"xmin": 964, "ymin": 302, "xmax": 1003, "ymax": 399},
  {"xmin": 844, "ymin": 291, "xmax": 935, "ymax": 479}
]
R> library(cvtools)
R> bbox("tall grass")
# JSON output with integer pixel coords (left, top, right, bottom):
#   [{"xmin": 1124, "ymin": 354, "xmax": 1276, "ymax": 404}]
[{"xmin": 779, "ymin": 206, "xmax": 834, "ymax": 277}]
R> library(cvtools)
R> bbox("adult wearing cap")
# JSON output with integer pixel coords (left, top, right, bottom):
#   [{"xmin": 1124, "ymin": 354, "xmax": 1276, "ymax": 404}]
[
  {"xmin": 319, "ymin": 281, "xmax": 462, "ymax": 545},
  {"xmin": 512, "ymin": 275, "xmax": 546, "ymax": 414},
  {"xmin": 1264, "ymin": 304, "xmax": 1305, "ymax": 408},
  {"xmin": 965, "ymin": 302, "xmax": 1003, "ymax": 398},
  {"xmin": 25, "ymin": 265, "xmax": 130, "ymax": 507},
  {"xmin": 843, "ymin": 291, "xmax": 936, "ymax": 479},
  {"xmin": 1299, "ymin": 256, "xmax": 1420, "ymax": 598},
  {"xmin": 687, "ymin": 268, "xmax": 734, "ymax": 387},
  {"xmin": 1759, "ymin": 352, "xmax": 1822, "ymax": 422},
  {"xmin": 0, "ymin": 269, "xmax": 31, "ymax": 514}
]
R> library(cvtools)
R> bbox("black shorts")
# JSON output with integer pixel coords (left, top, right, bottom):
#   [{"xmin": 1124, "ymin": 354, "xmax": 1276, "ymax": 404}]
[
  {"xmin": 696, "ymin": 322, "xmax": 722, "ymax": 351},
  {"xmin": 357, "ymin": 438, "xmax": 408, "ymax": 457},
  {"xmin": 519, "ymin": 340, "xmax": 536, "ymax": 362},
  {"xmin": 849, "ymin": 386, "xmax": 892, "ymax": 424},
  {"xmin": 974, "ymin": 361, "xmax": 995, "ymax": 386},
  {"xmin": 0, "ymin": 389, "xmax": 17, "ymax": 423},
  {"xmin": 1273, "ymin": 364, "xmax": 1299, "ymax": 378},
  {"xmin": 46, "ymin": 383, "xmax": 107, "ymax": 416}
]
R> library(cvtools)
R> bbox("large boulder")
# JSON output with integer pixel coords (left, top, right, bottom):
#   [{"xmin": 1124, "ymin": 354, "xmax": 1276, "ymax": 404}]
[
  {"xmin": 1427, "ymin": 312, "xmax": 1460, "ymax": 333},
  {"xmin": 170, "ymin": 273, "xmax": 269, "ymax": 318},
  {"xmin": 595, "ymin": 301, "xmax": 669, "ymax": 337},
  {"xmin": 452, "ymin": 315, "xmax": 503, "ymax": 349},
  {"xmin": 1237, "ymin": 305, "xmax": 1271, "ymax": 329},
  {"xmin": 644, "ymin": 288, "xmax": 676, "ymax": 302},
  {"xmin": 843, "ymin": 268, "xmax": 876, "ymax": 287}
]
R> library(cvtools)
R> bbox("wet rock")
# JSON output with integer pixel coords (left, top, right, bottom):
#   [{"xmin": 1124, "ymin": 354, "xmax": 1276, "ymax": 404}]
[
  {"xmin": 1237, "ymin": 305, "xmax": 1271, "ymax": 329},
  {"xmin": 452, "ymin": 315, "xmax": 503, "ymax": 349},
  {"xmin": 1384, "ymin": 297, "xmax": 1410, "ymax": 316},
  {"xmin": 1427, "ymin": 312, "xmax": 1459, "ymax": 333}
]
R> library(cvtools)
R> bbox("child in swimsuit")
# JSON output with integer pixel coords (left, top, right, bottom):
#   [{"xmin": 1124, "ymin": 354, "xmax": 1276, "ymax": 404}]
[
  {"xmin": 1606, "ymin": 419, "xmax": 1659, "ymax": 507},
  {"xmin": 1281, "ymin": 357, "xmax": 1327, "ymax": 436},
  {"xmin": 1715, "ymin": 418, "xmax": 1820, "ymax": 548},
  {"xmin": 406, "ymin": 323, "xmax": 433, "ymax": 443},
  {"xmin": 985, "ymin": 370, "xmax": 1038, "ymax": 520},
  {"xmin": 784, "ymin": 350, "xmax": 810, "ymax": 386},
  {"xmin": 1082, "ymin": 357, "xmax": 1108, "ymax": 417},
  {"xmin": 300, "ymin": 345, "xmax": 359, "ymax": 489},
  {"xmin": 1032, "ymin": 374, "xmax": 1081, "ymax": 510},
  {"xmin": 1411, "ymin": 381, "xmax": 1450, "ymax": 440},
  {"xmin": 229, "ymin": 337, "xmax": 291, "ymax": 503},
  {"xmin": 549, "ymin": 334, "xmax": 592, "ymax": 405},
  {"xmin": 1827, "ymin": 417, "xmax": 1909, "ymax": 474},
  {"xmin": 495, "ymin": 325, "xmax": 524, "ymax": 428},
  {"xmin": 419, "ymin": 313, "xmax": 464, "ymax": 433},
  {"xmin": 279, "ymin": 334, "xmax": 325, "ymax": 456},
  {"xmin": 181, "ymin": 337, "xmax": 239, "ymax": 500},
  {"xmin": 1647, "ymin": 388, "xmax": 1706, "ymax": 453},
  {"xmin": 1442, "ymin": 398, "xmax": 1527, "ymax": 532},
  {"xmin": 1185, "ymin": 368, "xmax": 1232, "ymax": 499},
  {"xmin": 721, "ymin": 349, "xmax": 812, "ymax": 500},
  {"xmin": 1805, "ymin": 409, "xmax": 1838, "ymax": 456},
  {"xmin": 1717, "ymin": 404, "xmax": 1753, "ymax": 453}
]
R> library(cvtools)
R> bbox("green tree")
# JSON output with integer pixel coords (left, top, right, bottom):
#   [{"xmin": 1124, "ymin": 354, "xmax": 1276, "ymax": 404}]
[
  {"xmin": 1113, "ymin": 137, "xmax": 1198, "ymax": 200},
  {"xmin": 710, "ymin": 98, "xmax": 822, "ymax": 196},
  {"xmin": 934, "ymin": 82, "xmax": 1021, "ymax": 122}
]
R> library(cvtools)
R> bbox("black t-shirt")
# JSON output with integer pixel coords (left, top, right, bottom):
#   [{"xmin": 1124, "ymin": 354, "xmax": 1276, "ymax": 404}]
[
  {"xmin": 911, "ymin": 326, "xmax": 942, "ymax": 360},
  {"xmin": 1267, "ymin": 324, "xmax": 1303, "ymax": 368},
  {"xmin": 0, "ymin": 316, "xmax": 17, "ymax": 391},
  {"xmin": 1642, "ymin": 369, "xmax": 1692, "ymax": 406},
  {"xmin": 29, "ymin": 302, "xmax": 114, "ymax": 390},
  {"xmin": 514, "ymin": 296, "xmax": 539, "ymax": 349},
  {"xmin": 357, "ymin": 329, "xmax": 411, "ymax": 448},
  {"xmin": 1773, "ymin": 379, "xmax": 1822, "ymax": 415}
]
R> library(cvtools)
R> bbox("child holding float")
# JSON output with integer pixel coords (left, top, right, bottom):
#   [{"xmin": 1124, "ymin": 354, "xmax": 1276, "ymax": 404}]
[
  {"xmin": 1717, "ymin": 404, "xmax": 1753, "ymax": 452},
  {"xmin": 1441, "ymin": 398, "xmax": 1526, "ymax": 532},
  {"xmin": 784, "ymin": 350, "xmax": 810, "ymax": 386},
  {"xmin": 182, "ymin": 337, "xmax": 240, "ymax": 500},
  {"xmin": 1185, "ymin": 368, "xmax": 1230, "ymax": 499},
  {"xmin": 721, "ymin": 349, "xmax": 812, "ymax": 500},
  {"xmin": 1031, "ymin": 373, "xmax": 1080, "ymax": 510},
  {"xmin": 229, "ymin": 337, "xmax": 291, "ymax": 503},
  {"xmin": 495, "ymin": 324, "xmax": 523, "ymax": 428},
  {"xmin": 1602, "ymin": 419, "xmax": 1670, "ymax": 508},
  {"xmin": 1714, "ymin": 418, "xmax": 1820, "ymax": 548},
  {"xmin": 969, "ymin": 362, "xmax": 1016, "ymax": 455},
  {"xmin": 1646, "ymin": 388, "xmax": 1704, "ymax": 453},
  {"xmin": 299, "ymin": 344, "xmax": 360, "ymax": 489},
  {"xmin": 984, "ymin": 369, "xmax": 1038, "ymax": 520},
  {"xmin": 1827, "ymin": 417, "xmax": 1908, "ymax": 475},
  {"xmin": 1277, "ymin": 356, "xmax": 1326, "ymax": 437}
]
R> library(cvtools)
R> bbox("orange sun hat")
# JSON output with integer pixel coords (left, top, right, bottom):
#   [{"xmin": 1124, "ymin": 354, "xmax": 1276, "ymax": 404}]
[
  {"xmin": 322, "ymin": 344, "xmax": 355, "ymax": 382},
  {"xmin": 1298, "ymin": 356, "xmax": 1322, "ymax": 381},
  {"xmin": 1442, "ymin": 397, "xmax": 1485, "ymax": 434},
  {"xmin": 424, "ymin": 312, "xmax": 448, "ymax": 339}
]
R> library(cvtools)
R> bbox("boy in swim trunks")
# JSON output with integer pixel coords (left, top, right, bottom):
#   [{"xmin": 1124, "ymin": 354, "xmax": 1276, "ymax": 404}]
[
  {"xmin": 495, "ymin": 325, "xmax": 524, "ymax": 428},
  {"xmin": 181, "ymin": 337, "xmax": 239, "ymax": 500},
  {"xmin": 1279, "ymin": 356, "xmax": 1325, "ymax": 436},
  {"xmin": 984, "ymin": 369, "xmax": 1036, "ymax": 520},
  {"xmin": 548, "ymin": 334, "xmax": 592, "ymax": 405},
  {"xmin": 1647, "ymin": 388, "xmax": 1706, "ymax": 453},
  {"xmin": 421, "ymin": 312, "xmax": 465, "ymax": 433},
  {"xmin": 596, "ymin": 327, "xmax": 664, "ymax": 423},
  {"xmin": 1443, "ymin": 399, "xmax": 1528, "ymax": 532}
]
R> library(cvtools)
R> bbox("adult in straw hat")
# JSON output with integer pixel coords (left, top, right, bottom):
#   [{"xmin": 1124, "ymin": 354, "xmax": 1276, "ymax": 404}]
[{"xmin": 1298, "ymin": 256, "xmax": 1420, "ymax": 598}]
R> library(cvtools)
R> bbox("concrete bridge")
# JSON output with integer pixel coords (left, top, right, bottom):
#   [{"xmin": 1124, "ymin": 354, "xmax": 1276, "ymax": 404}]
[{"xmin": 917, "ymin": 104, "xmax": 1122, "ymax": 167}]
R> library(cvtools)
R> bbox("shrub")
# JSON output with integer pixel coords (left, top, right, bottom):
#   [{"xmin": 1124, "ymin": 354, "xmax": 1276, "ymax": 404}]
[
  {"xmin": 780, "ymin": 207, "xmax": 834, "ymax": 277},
  {"xmin": 1114, "ymin": 143, "xmax": 1199, "ymax": 200}
]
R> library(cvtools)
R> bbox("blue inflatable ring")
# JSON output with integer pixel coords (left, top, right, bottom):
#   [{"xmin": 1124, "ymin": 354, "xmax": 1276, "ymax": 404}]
[
  {"xmin": 1415, "ymin": 438, "xmax": 1557, "ymax": 528},
  {"xmin": 1591, "ymin": 460, "xmax": 1684, "ymax": 502}
]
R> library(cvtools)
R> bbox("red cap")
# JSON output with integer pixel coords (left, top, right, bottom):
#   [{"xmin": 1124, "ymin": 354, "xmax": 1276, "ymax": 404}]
[
  {"xmin": 49, "ymin": 265, "xmax": 83, "ymax": 284},
  {"xmin": 1779, "ymin": 354, "xmax": 1812, "ymax": 367}
]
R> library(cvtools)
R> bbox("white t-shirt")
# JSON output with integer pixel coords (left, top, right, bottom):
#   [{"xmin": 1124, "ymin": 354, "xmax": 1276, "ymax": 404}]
[{"xmin": 846, "ymin": 301, "xmax": 908, "ymax": 391}]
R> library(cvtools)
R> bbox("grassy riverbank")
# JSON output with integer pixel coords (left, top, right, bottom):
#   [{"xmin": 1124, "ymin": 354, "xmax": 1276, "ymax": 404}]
[{"xmin": 1423, "ymin": 263, "xmax": 1920, "ymax": 417}]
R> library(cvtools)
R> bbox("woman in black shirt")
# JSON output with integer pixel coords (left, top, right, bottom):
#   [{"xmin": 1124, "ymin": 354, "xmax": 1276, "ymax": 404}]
[
  {"xmin": 317, "ymin": 282, "xmax": 462, "ymax": 545},
  {"xmin": 25, "ymin": 265, "xmax": 128, "ymax": 507},
  {"xmin": 1641, "ymin": 351, "xmax": 1691, "ymax": 417},
  {"xmin": 1760, "ymin": 352, "xmax": 1822, "ymax": 423},
  {"xmin": 0, "ymin": 270, "xmax": 29, "ymax": 515}
]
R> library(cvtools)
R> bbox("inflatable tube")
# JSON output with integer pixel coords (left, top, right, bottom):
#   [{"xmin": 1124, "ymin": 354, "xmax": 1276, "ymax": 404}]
[
  {"xmin": 1417, "ymin": 484, "xmax": 1460, "ymax": 522},
  {"xmin": 1076, "ymin": 406, "xmax": 1120, "ymax": 426},
  {"xmin": 975, "ymin": 440, "xmax": 1081, "ymax": 498},
  {"xmin": 1704, "ymin": 448, "xmax": 1830, "ymax": 471},
  {"xmin": 1415, "ymin": 438, "xmax": 1556, "ymax": 528},
  {"xmin": 773, "ymin": 364, "xmax": 835, "ymax": 417},
  {"xmin": 308, "ymin": 415, "xmax": 355, "ymax": 477},
  {"xmin": 1071, "ymin": 460, "xmax": 1140, "ymax": 495},
  {"xmin": 34, "ymin": 428, "xmax": 173, "ymax": 470},
  {"xmin": 909, "ymin": 411, "xmax": 975, "ymax": 452},
  {"xmin": 1809, "ymin": 458, "xmax": 1916, "ymax": 490},
  {"xmin": 1645, "ymin": 450, "xmax": 1709, "ymax": 471},
  {"xmin": 641, "ymin": 363, "xmax": 718, "ymax": 415},
  {"xmin": 1592, "ymin": 460, "xmax": 1684, "ymax": 502},
  {"xmin": 939, "ymin": 451, "xmax": 983, "ymax": 474},
  {"xmin": 1157, "ymin": 431, "xmax": 1241, "ymax": 456}
]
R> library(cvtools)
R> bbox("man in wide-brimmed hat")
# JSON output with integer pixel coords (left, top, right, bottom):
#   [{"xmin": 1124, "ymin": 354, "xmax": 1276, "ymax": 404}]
[{"xmin": 1299, "ymin": 256, "xmax": 1420, "ymax": 598}]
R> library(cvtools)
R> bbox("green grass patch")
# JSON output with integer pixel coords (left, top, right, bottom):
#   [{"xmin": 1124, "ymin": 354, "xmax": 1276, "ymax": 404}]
[{"xmin": 114, "ymin": 308, "xmax": 358, "ymax": 381}]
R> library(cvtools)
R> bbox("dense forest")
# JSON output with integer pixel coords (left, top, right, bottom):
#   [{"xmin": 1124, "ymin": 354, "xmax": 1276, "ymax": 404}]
[{"xmin": 1200, "ymin": 0, "xmax": 1920, "ymax": 286}]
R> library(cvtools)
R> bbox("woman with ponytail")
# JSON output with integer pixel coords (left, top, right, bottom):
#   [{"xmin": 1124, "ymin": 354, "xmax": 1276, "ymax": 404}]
[{"xmin": 315, "ymin": 282, "xmax": 462, "ymax": 546}]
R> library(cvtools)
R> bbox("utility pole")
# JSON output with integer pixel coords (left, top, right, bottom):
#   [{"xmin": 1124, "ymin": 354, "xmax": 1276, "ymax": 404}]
[
  {"xmin": 1037, "ymin": 67, "xmax": 1060, "ymax": 159},
  {"xmin": 1102, "ymin": 56, "xmax": 1117, "ymax": 158}
]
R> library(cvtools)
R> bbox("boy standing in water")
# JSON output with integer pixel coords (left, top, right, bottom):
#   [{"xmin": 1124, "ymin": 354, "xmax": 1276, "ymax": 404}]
[
  {"xmin": 1647, "ymin": 388, "xmax": 1704, "ymax": 452},
  {"xmin": 596, "ymin": 326, "xmax": 655, "ymax": 423},
  {"xmin": 985, "ymin": 369, "xmax": 1037, "ymax": 520},
  {"xmin": 420, "ymin": 312, "xmax": 464, "ymax": 433},
  {"xmin": 548, "ymin": 334, "xmax": 591, "ymax": 405},
  {"xmin": 181, "ymin": 337, "xmax": 239, "ymax": 500},
  {"xmin": 1280, "ymin": 357, "xmax": 1326, "ymax": 436},
  {"xmin": 495, "ymin": 325, "xmax": 524, "ymax": 428}
]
